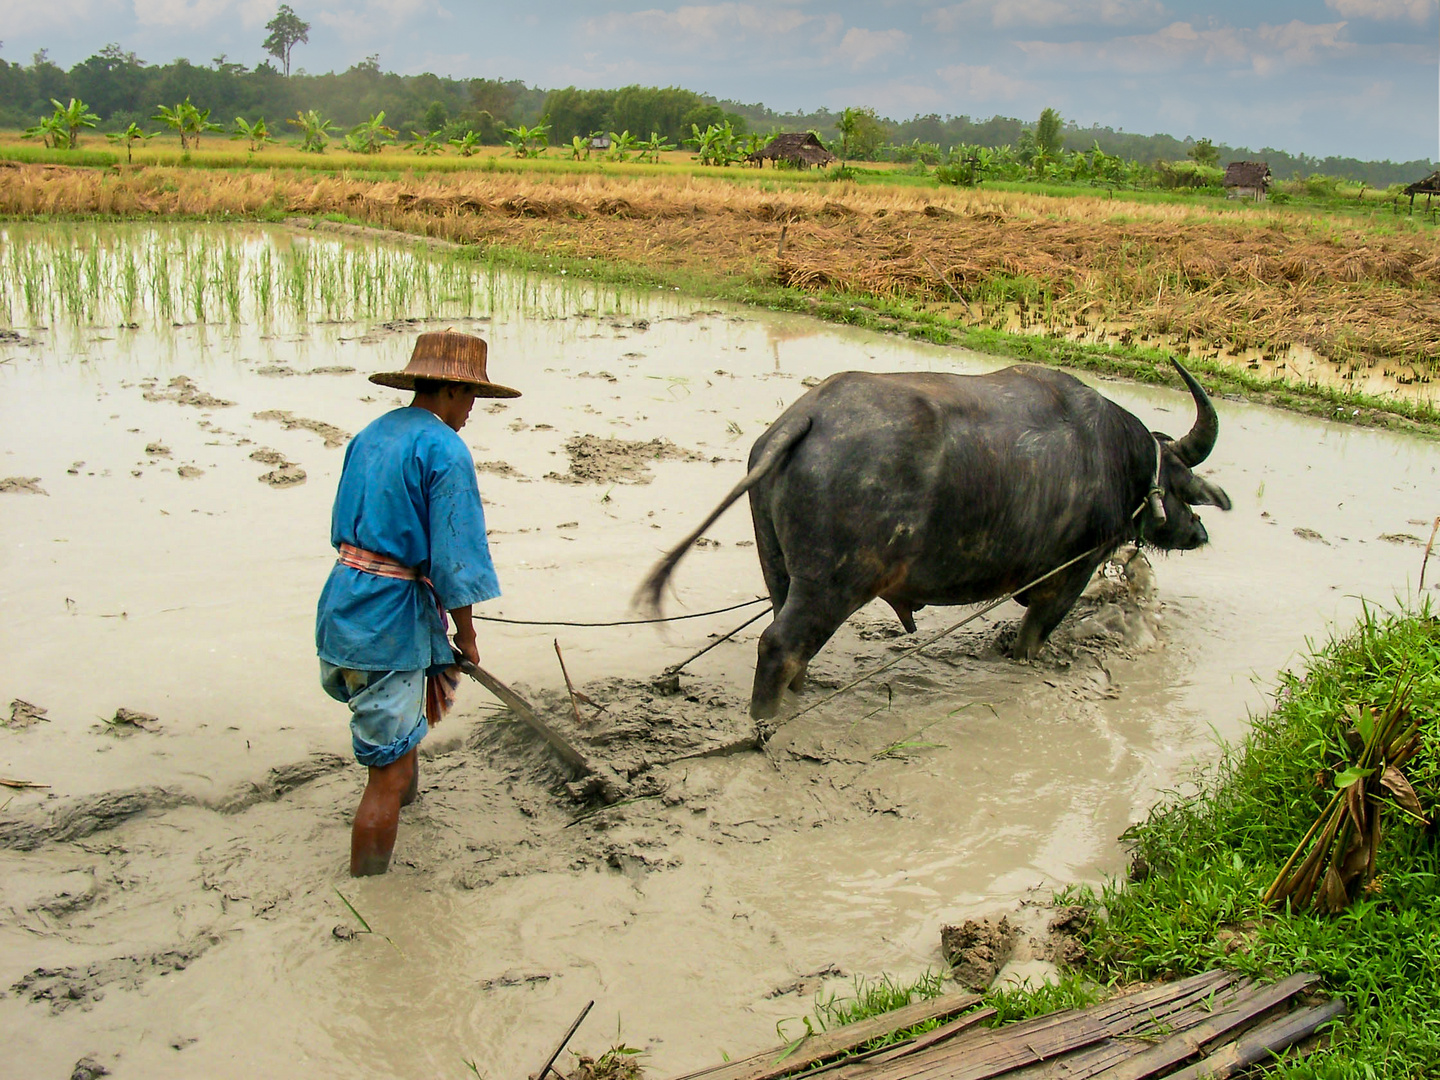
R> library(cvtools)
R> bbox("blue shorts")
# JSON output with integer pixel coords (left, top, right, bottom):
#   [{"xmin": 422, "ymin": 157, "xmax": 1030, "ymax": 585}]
[{"xmin": 320, "ymin": 661, "xmax": 429, "ymax": 767}]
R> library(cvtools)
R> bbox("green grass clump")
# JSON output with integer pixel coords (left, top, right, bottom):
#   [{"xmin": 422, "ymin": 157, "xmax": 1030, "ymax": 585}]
[{"xmin": 1068, "ymin": 604, "xmax": 1440, "ymax": 1078}]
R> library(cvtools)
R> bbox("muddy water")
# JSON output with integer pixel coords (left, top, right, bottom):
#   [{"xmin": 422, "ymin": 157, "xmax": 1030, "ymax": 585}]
[{"xmin": 1, "ymin": 225, "xmax": 1437, "ymax": 1078}]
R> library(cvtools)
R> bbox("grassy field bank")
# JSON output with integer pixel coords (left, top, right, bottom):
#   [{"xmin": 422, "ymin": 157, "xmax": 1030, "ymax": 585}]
[
  {"xmin": 1066, "ymin": 605, "xmax": 1440, "ymax": 1077},
  {"xmin": 1, "ymin": 157, "xmax": 1438, "ymax": 434}
]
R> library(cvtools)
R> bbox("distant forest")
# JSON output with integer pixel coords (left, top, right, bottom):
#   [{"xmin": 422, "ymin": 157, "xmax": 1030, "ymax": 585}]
[{"xmin": 1, "ymin": 46, "xmax": 1432, "ymax": 187}]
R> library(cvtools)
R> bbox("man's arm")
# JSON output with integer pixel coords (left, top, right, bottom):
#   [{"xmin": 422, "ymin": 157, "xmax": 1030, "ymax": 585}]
[{"xmin": 450, "ymin": 605, "xmax": 479, "ymax": 666}]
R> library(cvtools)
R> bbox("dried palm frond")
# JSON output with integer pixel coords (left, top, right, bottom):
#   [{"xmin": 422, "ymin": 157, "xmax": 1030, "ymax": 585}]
[{"xmin": 1265, "ymin": 676, "xmax": 1428, "ymax": 913}]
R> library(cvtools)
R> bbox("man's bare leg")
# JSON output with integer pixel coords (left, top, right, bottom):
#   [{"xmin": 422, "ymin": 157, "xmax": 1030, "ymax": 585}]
[
  {"xmin": 401, "ymin": 748, "xmax": 419, "ymax": 807},
  {"xmin": 350, "ymin": 750, "xmax": 417, "ymax": 877}
]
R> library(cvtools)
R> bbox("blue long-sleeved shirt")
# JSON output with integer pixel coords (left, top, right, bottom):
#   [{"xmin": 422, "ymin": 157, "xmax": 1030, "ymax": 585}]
[{"xmin": 316, "ymin": 407, "xmax": 499, "ymax": 672}]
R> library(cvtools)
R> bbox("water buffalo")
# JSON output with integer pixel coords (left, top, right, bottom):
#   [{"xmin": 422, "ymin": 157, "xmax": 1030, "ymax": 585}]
[{"xmin": 639, "ymin": 358, "xmax": 1231, "ymax": 719}]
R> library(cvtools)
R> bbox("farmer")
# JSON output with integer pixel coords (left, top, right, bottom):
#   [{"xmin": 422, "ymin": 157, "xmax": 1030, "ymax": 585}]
[{"xmin": 316, "ymin": 330, "xmax": 520, "ymax": 876}]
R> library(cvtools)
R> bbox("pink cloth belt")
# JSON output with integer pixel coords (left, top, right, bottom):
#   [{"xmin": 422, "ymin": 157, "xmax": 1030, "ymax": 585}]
[{"xmin": 336, "ymin": 543, "xmax": 460, "ymax": 725}]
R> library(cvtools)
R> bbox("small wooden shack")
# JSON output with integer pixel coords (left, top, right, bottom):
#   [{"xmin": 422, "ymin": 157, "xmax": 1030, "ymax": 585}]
[
  {"xmin": 746, "ymin": 132, "xmax": 836, "ymax": 169},
  {"xmin": 1403, "ymin": 170, "xmax": 1440, "ymax": 210},
  {"xmin": 1224, "ymin": 160, "xmax": 1272, "ymax": 201}
]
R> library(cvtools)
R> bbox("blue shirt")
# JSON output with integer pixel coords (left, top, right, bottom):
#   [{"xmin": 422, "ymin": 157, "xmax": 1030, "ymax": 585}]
[{"xmin": 316, "ymin": 407, "xmax": 500, "ymax": 673}]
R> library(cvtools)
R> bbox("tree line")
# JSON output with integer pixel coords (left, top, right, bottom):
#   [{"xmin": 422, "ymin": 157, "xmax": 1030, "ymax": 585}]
[{"xmin": 0, "ymin": 44, "xmax": 1430, "ymax": 187}]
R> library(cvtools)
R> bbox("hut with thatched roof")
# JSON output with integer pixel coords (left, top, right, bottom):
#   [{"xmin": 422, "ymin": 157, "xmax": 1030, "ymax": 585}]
[
  {"xmin": 1403, "ymin": 170, "xmax": 1440, "ymax": 210},
  {"xmin": 746, "ymin": 132, "xmax": 836, "ymax": 169},
  {"xmin": 1223, "ymin": 161, "xmax": 1272, "ymax": 201}
]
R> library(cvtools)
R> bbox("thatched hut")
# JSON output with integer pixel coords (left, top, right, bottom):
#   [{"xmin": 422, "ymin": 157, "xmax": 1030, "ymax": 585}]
[
  {"xmin": 1403, "ymin": 170, "xmax": 1440, "ymax": 210},
  {"xmin": 1223, "ymin": 161, "xmax": 1272, "ymax": 201},
  {"xmin": 746, "ymin": 132, "xmax": 836, "ymax": 169}
]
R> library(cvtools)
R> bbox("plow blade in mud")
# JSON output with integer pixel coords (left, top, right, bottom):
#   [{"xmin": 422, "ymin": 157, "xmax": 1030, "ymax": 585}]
[{"xmin": 665, "ymin": 968, "xmax": 1342, "ymax": 1080}]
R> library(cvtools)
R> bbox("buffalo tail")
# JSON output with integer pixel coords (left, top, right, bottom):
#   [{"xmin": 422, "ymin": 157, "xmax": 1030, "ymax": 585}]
[{"xmin": 634, "ymin": 415, "xmax": 814, "ymax": 615}]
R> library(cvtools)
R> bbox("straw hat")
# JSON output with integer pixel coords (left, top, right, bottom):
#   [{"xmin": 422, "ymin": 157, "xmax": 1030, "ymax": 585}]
[{"xmin": 369, "ymin": 330, "xmax": 521, "ymax": 398}]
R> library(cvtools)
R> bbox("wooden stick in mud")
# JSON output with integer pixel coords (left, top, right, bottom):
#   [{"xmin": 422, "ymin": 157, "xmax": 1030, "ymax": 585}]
[
  {"xmin": 1420, "ymin": 514, "xmax": 1439, "ymax": 591},
  {"xmin": 455, "ymin": 660, "xmax": 594, "ymax": 778},
  {"xmin": 535, "ymin": 999, "xmax": 595, "ymax": 1080},
  {"xmin": 921, "ymin": 252, "xmax": 964, "ymax": 303},
  {"xmin": 0, "ymin": 778, "xmax": 49, "ymax": 790},
  {"xmin": 553, "ymin": 639, "xmax": 585, "ymax": 727}
]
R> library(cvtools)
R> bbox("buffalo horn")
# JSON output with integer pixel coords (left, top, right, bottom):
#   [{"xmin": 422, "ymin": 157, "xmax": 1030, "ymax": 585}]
[{"xmin": 1168, "ymin": 358, "xmax": 1219, "ymax": 467}]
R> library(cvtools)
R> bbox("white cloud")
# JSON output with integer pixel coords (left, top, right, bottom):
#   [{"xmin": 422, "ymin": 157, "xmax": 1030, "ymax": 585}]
[
  {"xmin": 3, "ymin": 0, "xmax": 109, "ymax": 35},
  {"xmin": 935, "ymin": 61, "xmax": 1032, "ymax": 101},
  {"xmin": 315, "ymin": 0, "xmax": 449, "ymax": 43},
  {"xmin": 925, "ymin": 0, "xmax": 1167, "ymax": 34},
  {"xmin": 133, "ymin": 0, "xmax": 234, "ymax": 26},
  {"xmin": 1325, "ymin": 0, "xmax": 1430, "ymax": 21},
  {"xmin": 833, "ymin": 27, "xmax": 908, "ymax": 69},
  {"xmin": 586, "ymin": 4, "xmax": 820, "ymax": 47},
  {"xmin": 1015, "ymin": 20, "xmax": 1349, "ymax": 76}
]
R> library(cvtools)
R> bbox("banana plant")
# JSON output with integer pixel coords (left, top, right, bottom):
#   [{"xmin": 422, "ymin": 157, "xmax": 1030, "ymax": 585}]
[
  {"xmin": 448, "ymin": 130, "xmax": 481, "ymax": 157},
  {"xmin": 638, "ymin": 131, "xmax": 674, "ymax": 163},
  {"xmin": 22, "ymin": 115, "xmax": 67, "ymax": 149},
  {"xmin": 348, "ymin": 112, "xmax": 397, "ymax": 154},
  {"xmin": 606, "ymin": 130, "xmax": 639, "ymax": 162},
  {"xmin": 288, "ymin": 109, "xmax": 335, "ymax": 153},
  {"xmin": 503, "ymin": 121, "xmax": 549, "ymax": 158},
  {"xmin": 686, "ymin": 121, "xmax": 740, "ymax": 167},
  {"xmin": 50, "ymin": 98, "xmax": 100, "ymax": 150},
  {"xmin": 154, "ymin": 98, "xmax": 221, "ymax": 151},
  {"xmin": 232, "ymin": 116, "xmax": 272, "ymax": 153},
  {"xmin": 410, "ymin": 131, "xmax": 443, "ymax": 155},
  {"xmin": 568, "ymin": 134, "xmax": 588, "ymax": 161},
  {"xmin": 106, "ymin": 122, "xmax": 156, "ymax": 164}
]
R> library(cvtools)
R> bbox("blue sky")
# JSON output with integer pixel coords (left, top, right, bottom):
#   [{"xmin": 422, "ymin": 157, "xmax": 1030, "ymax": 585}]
[{"xmin": 5, "ymin": 1, "xmax": 1436, "ymax": 161}]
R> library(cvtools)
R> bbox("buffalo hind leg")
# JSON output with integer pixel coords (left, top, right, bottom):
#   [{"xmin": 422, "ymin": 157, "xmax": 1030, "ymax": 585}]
[
  {"xmin": 751, "ymin": 580, "xmax": 856, "ymax": 720},
  {"xmin": 1011, "ymin": 560, "xmax": 1103, "ymax": 661}
]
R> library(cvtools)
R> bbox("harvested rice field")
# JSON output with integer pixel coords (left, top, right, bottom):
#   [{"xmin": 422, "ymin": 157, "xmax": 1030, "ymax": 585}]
[
  {"xmin": 1, "ymin": 162, "xmax": 1437, "ymax": 412},
  {"xmin": 1, "ymin": 223, "xmax": 1437, "ymax": 1077}
]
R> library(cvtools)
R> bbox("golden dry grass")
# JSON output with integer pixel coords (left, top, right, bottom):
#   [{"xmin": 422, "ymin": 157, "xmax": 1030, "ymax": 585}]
[{"xmin": 2, "ymin": 160, "xmax": 1437, "ymax": 373}]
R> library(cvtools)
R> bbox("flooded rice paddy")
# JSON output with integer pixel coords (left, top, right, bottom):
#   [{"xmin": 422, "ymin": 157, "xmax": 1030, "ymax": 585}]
[{"xmin": 1, "ymin": 224, "xmax": 1437, "ymax": 1078}]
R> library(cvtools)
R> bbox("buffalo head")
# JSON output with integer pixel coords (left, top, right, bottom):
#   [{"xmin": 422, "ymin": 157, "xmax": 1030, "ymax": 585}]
[{"xmin": 1142, "ymin": 359, "xmax": 1232, "ymax": 551}]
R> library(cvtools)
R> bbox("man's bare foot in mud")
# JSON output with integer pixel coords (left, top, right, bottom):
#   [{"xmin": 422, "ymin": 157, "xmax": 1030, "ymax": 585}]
[{"xmin": 350, "ymin": 749, "xmax": 417, "ymax": 876}]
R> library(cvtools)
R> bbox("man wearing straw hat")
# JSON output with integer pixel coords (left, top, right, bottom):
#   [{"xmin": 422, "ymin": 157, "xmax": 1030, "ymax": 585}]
[{"xmin": 316, "ymin": 330, "xmax": 520, "ymax": 876}]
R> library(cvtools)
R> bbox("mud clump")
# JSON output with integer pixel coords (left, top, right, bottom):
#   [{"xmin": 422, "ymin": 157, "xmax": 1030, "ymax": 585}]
[
  {"xmin": 1047, "ymin": 904, "xmax": 1091, "ymax": 965},
  {"xmin": 11, "ymin": 938, "xmax": 215, "ymax": 1013},
  {"xmin": 176, "ymin": 465, "xmax": 204, "ymax": 479},
  {"xmin": 476, "ymin": 460, "xmax": 524, "ymax": 479},
  {"xmin": 70, "ymin": 1056, "xmax": 110, "ymax": 1080},
  {"xmin": 941, "ymin": 916, "xmax": 1016, "ymax": 990},
  {"xmin": 103, "ymin": 707, "xmax": 161, "ymax": 735},
  {"xmin": 253, "ymin": 409, "xmax": 350, "ymax": 449},
  {"xmin": 249, "ymin": 449, "xmax": 306, "ymax": 486},
  {"xmin": 259, "ymin": 464, "xmax": 306, "ymax": 487},
  {"xmin": 144, "ymin": 442, "xmax": 171, "ymax": 457},
  {"xmin": 0, "ymin": 476, "xmax": 47, "ymax": 495},
  {"xmin": 545, "ymin": 435, "xmax": 705, "ymax": 485},
  {"xmin": 142, "ymin": 376, "xmax": 234, "ymax": 409},
  {"xmin": 7, "ymin": 699, "xmax": 48, "ymax": 729}
]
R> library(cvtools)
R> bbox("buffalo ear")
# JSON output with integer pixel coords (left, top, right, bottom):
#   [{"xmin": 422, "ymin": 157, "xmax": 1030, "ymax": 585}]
[{"xmin": 1182, "ymin": 474, "xmax": 1231, "ymax": 510}]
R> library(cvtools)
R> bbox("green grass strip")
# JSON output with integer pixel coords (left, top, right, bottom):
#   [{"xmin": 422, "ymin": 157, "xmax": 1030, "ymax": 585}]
[{"xmin": 1058, "ymin": 603, "xmax": 1440, "ymax": 1077}]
